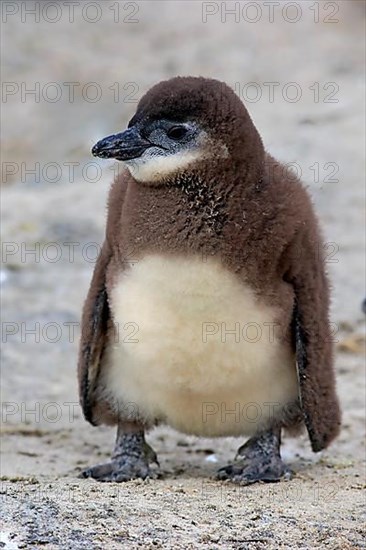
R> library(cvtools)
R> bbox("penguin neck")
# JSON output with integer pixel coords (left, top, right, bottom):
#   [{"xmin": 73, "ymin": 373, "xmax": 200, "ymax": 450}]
[
  {"xmin": 121, "ymin": 154, "xmax": 265, "ymax": 258},
  {"xmin": 127, "ymin": 156, "xmax": 263, "ymax": 214},
  {"xmin": 173, "ymin": 154, "xmax": 265, "ymax": 201}
]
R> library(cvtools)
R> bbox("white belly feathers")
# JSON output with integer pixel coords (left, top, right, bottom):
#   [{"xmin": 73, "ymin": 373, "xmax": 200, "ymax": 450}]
[{"xmin": 103, "ymin": 254, "xmax": 298, "ymax": 437}]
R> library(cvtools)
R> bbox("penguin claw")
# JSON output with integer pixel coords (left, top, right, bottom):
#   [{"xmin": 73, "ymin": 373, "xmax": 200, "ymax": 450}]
[
  {"xmin": 80, "ymin": 462, "xmax": 114, "ymax": 480},
  {"xmin": 79, "ymin": 431, "xmax": 161, "ymax": 482},
  {"xmin": 216, "ymin": 459, "xmax": 292, "ymax": 485},
  {"xmin": 216, "ymin": 428, "xmax": 292, "ymax": 485},
  {"xmin": 80, "ymin": 457, "xmax": 161, "ymax": 482}
]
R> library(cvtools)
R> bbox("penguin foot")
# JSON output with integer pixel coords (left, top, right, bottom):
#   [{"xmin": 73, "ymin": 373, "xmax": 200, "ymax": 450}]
[
  {"xmin": 216, "ymin": 428, "xmax": 292, "ymax": 485},
  {"xmin": 80, "ymin": 428, "xmax": 160, "ymax": 482}
]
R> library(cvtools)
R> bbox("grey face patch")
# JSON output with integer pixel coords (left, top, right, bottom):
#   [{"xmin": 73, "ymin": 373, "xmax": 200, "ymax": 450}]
[
  {"xmin": 132, "ymin": 119, "xmax": 204, "ymax": 160},
  {"xmin": 142, "ymin": 119, "xmax": 200, "ymax": 149},
  {"xmin": 123, "ymin": 120, "xmax": 209, "ymax": 183}
]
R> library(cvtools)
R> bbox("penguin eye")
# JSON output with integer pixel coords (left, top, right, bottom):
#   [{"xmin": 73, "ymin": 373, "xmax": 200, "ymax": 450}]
[{"xmin": 167, "ymin": 126, "xmax": 188, "ymax": 140}]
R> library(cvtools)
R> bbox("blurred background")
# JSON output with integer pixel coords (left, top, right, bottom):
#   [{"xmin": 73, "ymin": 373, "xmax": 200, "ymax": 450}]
[{"xmin": 1, "ymin": 1, "xmax": 365, "ymax": 548}]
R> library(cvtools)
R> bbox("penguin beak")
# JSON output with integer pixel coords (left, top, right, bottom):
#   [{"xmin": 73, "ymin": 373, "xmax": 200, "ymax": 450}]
[{"xmin": 91, "ymin": 127, "xmax": 151, "ymax": 161}]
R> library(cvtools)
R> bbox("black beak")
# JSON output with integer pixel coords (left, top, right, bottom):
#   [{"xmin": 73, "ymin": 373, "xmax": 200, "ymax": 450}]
[{"xmin": 91, "ymin": 127, "xmax": 151, "ymax": 161}]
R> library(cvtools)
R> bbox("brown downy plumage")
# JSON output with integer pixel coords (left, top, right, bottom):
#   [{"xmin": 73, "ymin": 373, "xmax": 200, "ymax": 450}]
[{"xmin": 78, "ymin": 77, "xmax": 340, "ymax": 470}]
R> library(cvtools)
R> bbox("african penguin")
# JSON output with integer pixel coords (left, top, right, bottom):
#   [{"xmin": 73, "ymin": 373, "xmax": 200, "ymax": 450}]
[{"xmin": 78, "ymin": 76, "xmax": 341, "ymax": 484}]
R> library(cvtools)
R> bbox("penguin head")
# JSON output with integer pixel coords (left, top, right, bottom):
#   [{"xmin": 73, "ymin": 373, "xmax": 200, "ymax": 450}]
[{"xmin": 92, "ymin": 76, "xmax": 263, "ymax": 184}]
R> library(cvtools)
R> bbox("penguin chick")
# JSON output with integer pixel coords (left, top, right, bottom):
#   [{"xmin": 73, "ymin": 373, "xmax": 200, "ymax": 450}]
[{"xmin": 78, "ymin": 76, "xmax": 341, "ymax": 484}]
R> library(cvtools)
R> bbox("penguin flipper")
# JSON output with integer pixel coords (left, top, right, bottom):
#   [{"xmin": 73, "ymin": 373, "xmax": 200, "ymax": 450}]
[
  {"xmin": 78, "ymin": 242, "xmax": 112, "ymax": 425},
  {"xmin": 288, "ymin": 236, "xmax": 341, "ymax": 452}
]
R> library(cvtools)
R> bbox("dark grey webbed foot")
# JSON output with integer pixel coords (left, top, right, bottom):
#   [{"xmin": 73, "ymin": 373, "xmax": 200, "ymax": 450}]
[
  {"xmin": 216, "ymin": 428, "xmax": 292, "ymax": 485},
  {"xmin": 81, "ymin": 425, "xmax": 160, "ymax": 482}
]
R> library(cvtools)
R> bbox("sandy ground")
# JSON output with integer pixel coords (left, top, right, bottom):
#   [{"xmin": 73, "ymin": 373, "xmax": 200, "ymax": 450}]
[{"xmin": 1, "ymin": 1, "xmax": 365, "ymax": 548}]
